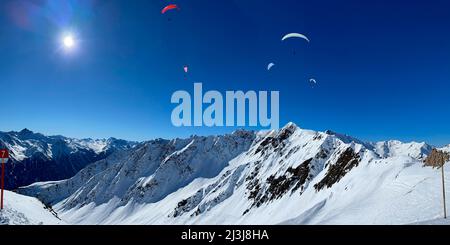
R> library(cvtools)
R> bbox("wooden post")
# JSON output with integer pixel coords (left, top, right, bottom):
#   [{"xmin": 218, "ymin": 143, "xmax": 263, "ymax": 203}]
[
  {"xmin": 442, "ymin": 155, "xmax": 447, "ymax": 219},
  {"xmin": 425, "ymin": 149, "xmax": 449, "ymax": 219}
]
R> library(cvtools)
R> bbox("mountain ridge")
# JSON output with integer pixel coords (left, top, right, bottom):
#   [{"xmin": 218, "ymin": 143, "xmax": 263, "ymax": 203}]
[
  {"xmin": 16, "ymin": 123, "xmax": 450, "ymax": 225},
  {"xmin": 0, "ymin": 128, "xmax": 137, "ymax": 189}
]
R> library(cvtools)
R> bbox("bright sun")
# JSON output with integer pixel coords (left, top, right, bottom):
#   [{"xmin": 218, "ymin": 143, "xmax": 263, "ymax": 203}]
[{"xmin": 62, "ymin": 34, "xmax": 75, "ymax": 49}]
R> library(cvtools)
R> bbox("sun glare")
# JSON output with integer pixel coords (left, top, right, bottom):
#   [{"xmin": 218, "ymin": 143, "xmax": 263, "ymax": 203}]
[{"xmin": 61, "ymin": 33, "xmax": 76, "ymax": 50}]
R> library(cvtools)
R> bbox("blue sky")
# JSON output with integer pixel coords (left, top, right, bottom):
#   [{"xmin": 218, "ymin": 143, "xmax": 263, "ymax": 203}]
[{"xmin": 1, "ymin": 0, "xmax": 450, "ymax": 145}]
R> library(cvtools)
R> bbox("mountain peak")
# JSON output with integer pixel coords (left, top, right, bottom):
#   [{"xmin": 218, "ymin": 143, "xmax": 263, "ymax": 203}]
[
  {"xmin": 19, "ymin": 128, "xmax": 33, "ymax": 135},
  {"xmin": 325, "ymin": 130, "xmax": 336, "ymax": 135},
  {"xmin": 231, "ymin": 129, "xmax": 255, "ymax": 138},
  {"xmin": 283, "ymin": 122, "xmax": 298, "ymax": 130},
  {"xmin": 17, "ymin": 128, "xmax": 38, "ymax": 138}
]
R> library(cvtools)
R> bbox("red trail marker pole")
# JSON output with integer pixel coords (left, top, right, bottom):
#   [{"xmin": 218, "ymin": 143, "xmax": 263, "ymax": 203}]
[
  {"xmin": 1, "ymin": 158, "xmax": 4, "ymax": 209},
  {"xmin": 0, "ymin": 149, "xmax": 9, "ymax": 210}
]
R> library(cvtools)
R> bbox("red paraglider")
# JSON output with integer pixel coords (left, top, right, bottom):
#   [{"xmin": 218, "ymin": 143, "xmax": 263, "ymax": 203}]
[{"xmin": 162, "ymin": 4, "xmax": 179, "ymax": 14}]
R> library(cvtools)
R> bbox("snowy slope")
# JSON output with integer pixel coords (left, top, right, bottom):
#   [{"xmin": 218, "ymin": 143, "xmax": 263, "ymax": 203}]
[
  {"xmin": 0, "ymin": 129, "xmax": 136, "ymax": 189},
  {"xmin": 0, "ymin": 190, "xmax": 63, "ymax": 225},
  {"xmin": 440, "ymin": 144, "xmax": 450, "ymax": 153},
  {"xmin": 18, "ymin": 123, "xmax": 450, "ymax": 225},
  {"xmin": 411, "ymin": 218, "xmax": 450, "ymax": 225}
]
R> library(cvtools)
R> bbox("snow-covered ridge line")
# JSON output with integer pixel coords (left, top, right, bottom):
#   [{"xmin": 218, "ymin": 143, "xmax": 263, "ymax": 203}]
[
  {"xmin": 0, "ymin": 128, "xmax": 137, "ymax": 161},
  {"xmin": 17, "ymin": 123, "xmax": 449, "ymax": 225}
]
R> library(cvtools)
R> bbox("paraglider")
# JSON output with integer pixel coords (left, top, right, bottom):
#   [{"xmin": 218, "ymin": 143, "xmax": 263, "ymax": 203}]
[
  {"xmin": 162, "ymin": 4, "xmax": 179, "ymax": 14},
  {"xmin": 309, "ymin": 78, "xmax": 318, "ymax": 88},
  {"xmin": 282, "ymin": 33, "xmax": 310, "ymax": 56},
  {"xmin": 267, "ymin": 63, "xmax": 275, "ymax": 71},
  {"xmin": 182, "ymin": 65, "xmax": 189, "ymax": 80},
  {"xmin": 281, "ymin": 33, "xmax": 310, "ymax": 42}
]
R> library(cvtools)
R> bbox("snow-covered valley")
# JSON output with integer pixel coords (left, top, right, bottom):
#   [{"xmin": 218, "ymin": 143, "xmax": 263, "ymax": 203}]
[{"xmin": 2, "ymin": 123, "xmax": 450, "ymax": 225}]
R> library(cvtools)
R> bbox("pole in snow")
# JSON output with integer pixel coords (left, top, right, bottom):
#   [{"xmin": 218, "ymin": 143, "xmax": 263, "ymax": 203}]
[
  {"xmin": 0, "ymin": 149, "xmax": 9, "ymax": 210},
  {"xmin": 425, "ymin": 149, "xmax": 449, "ymax": 219},
  {"xmin": 441, "ymin": 155, "xmax": 447, "ymax": 219}
]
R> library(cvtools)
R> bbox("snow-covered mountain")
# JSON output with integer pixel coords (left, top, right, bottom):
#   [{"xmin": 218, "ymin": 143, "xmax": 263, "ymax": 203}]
[
  {"xmin": 17, "ymin": 123, "xmax": 450, "ymax": 225},
  {"xmin": 0, "ymin": 129, "xmax": 136, "ymax": 189}
]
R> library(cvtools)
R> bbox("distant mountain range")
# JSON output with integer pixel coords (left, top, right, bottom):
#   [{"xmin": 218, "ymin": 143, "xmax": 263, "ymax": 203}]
[
  {"xmin": 0, "ymin": 129, "xmax": 136, "ymax": 189},
  {"xmin": 12, "ymin": 124, "xmax": 450, "ymax": 225}
]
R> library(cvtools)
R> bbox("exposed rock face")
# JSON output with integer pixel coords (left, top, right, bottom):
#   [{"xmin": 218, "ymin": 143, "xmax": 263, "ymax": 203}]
[
  {"xmin": 246, "ymin": 158, "xmax": 313, "ymax": 212},
  {"xmin": 314, "ymin": 148, "xmax": 360, "ymax": 191}
]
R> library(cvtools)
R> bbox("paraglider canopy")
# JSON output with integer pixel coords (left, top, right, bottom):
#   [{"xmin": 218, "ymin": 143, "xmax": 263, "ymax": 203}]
[
  {"xmin": 267, "ymin": 63, "xmax": 275, "ymax": 71},
  {"xmin": 162, "ymin": 4, "xmax": 179, "ymax": 14},
  {"xmin": 309, "ymin": 78, "xmax": 318, "ymax": 88},
  {"xmin": 183, "ymin": 66, "xmax": 189, "ymax": 73},
  {"xmin": 282, "ymin": 33, "xmax": 310, "ymax": 42}
]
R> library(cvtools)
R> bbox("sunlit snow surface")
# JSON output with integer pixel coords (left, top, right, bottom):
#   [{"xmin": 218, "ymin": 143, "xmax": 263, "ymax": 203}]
[{"xmin": 0, "ymin": 191, "xmax": 64, "ymax": 225}]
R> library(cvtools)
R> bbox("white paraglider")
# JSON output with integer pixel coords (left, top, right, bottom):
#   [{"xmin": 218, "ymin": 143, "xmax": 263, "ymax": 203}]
[
  {"xmin": 282, "ymin": 33, "xmax": 310, "ymax": 42},
  {"xmin": 310, "ymin": 78, "xmax": 317, "ymax": 84},
  {"xmin": 267, "ymin": 63, "xmax": 275, "ymax": 71}
]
